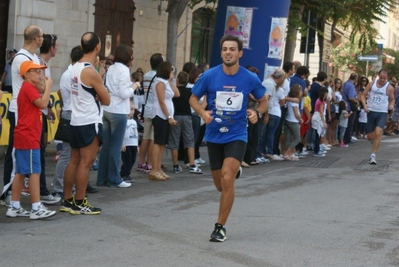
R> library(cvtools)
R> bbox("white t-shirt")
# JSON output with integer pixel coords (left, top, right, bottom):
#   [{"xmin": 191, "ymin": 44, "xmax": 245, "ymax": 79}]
[
  {"xmin": 269, "ymin": 88, "xmax": 285, "ymax": 117},
  {"xmin": 285, "ymin": 101, "xmax": 300, "ymax": 123},
  {"xmin": 103, "ymin": 62, "xmax": 134, "ymax": 114},
  {"xmin": 60, "ymin": 64, "xmax": 72, "ymax": 111},
  {"xmin": 335, "ymin": 91, "xmax": 342, "ymax": 113},
  {"xmin": 151, "ymin": 77, "xmax": 175, "ymax": 119},
  {"xmin": 123, "ymin": 118, "xmax": 138, "ymax": 146},
  {"xmin": 10, "ymin": 49, "xmax": 40, "ymax": 113}
]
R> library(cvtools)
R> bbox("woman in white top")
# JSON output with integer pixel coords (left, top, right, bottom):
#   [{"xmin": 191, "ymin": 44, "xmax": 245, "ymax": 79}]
[
  {"xmin": 149, "ymin": 61, "xmax": 180, "ymax": 181},
  {"xmin": 97, "ymin": 45, "xmax": 140, "ymax": 188}
]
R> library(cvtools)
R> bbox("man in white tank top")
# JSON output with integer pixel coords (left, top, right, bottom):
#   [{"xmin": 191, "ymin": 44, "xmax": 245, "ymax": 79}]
[
  {"xmin": 360, "ymin": 69, "xmax": 395, "ymax": 164},
  {"xmin": 61, "ymin": 32, "xmax": 110, "ymax": 215}
]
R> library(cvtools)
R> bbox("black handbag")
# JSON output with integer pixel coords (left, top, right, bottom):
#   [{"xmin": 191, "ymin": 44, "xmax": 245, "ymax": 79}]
[{"xmin": 54, "ymin": 117, "xmax": 71, "ymax": 142}]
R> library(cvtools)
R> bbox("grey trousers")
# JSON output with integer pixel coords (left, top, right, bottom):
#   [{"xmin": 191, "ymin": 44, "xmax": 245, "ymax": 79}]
[{"xmin": 52, "ymin": 142, "xmax": 71, "ymax": 194}]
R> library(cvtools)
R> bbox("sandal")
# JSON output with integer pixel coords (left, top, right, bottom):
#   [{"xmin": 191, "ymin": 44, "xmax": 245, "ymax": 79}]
[
  {"xmin": 161, "ymin": 171, "xmax": 170, "ymax": 179},
  {"xmin": 241, "ymin": 161, "xmax": 250, "ymax": 168},
  {"xmin": 149, "ymin": 171, "xmax": 166, "ymax": 181},
  {"xmin": 249, "ymin": 161, "xmax": 259, "ymax": 165}
]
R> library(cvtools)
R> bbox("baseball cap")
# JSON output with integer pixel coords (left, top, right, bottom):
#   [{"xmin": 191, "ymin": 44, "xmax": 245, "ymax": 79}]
[
  {"xmin": 9, "ymin": 49, "xmax": 18, "ymax": 54},
  {"xmin": 20, "ymin": 60, "xmax": 47, "ymax": 77}
]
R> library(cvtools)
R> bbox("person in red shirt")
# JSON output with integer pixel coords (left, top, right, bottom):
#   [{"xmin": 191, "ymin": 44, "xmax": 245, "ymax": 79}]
[{"xmin": 6, "ymin": 60, "xmax": 56, "ymax": 220}]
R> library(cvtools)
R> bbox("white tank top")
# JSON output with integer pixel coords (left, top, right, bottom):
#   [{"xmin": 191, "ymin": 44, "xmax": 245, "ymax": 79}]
[
  {"xmin": 70, "ymin": 62, "xmax": 103, "ymax": 126},
  {"xmin": 368, "ymin": 79, "xmax": 389, "ymax": 113}
]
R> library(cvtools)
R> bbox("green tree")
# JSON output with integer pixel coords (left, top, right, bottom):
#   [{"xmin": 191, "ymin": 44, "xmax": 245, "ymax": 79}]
[{"xmin": 284, "ymin": 0, "xmax": 397, "ymax": 68}]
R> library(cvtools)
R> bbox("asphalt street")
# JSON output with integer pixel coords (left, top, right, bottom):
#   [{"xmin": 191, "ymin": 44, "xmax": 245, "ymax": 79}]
[{"xmin": 1, "ymin": 136, "xmax": 399, "ymax": 267}]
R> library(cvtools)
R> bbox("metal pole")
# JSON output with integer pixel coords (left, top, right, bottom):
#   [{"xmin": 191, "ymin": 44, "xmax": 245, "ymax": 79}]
[{"xmin": 366, "ymin": 61, "xmax": 369, "ymax": 78}]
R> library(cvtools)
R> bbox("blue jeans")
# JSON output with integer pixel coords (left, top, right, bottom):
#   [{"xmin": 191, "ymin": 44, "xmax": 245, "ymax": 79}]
[
  {"xmin": 265, "ymin": 114, "xmax": 280, "ymax": 155},
  {"xmin": 96, "ymin": 111, "xmax": 127, "ymax": 186}
]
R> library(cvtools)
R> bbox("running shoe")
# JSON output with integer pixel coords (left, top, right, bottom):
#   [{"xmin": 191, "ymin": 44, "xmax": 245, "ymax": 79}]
[
  {"xmin": 60, "ymin": 197, "xmax": 74, "ymax": 213},
  {"xmin": 209, "ymin": 223, "xmax": 227, "ymax": 242},
  {"xmin": 189, "ymin": 166, "xmax": 202, "ymax": 174},
  {"xmin": 313, "ymin": 152, "xmax": 325, "ymax": 157},
  {"xmin": 236, "ymin": 166, "xmax": 242, "ymax": 179},
  {"xmin": 40, "ymin": 194, "xmax": 61, "ymax": 204},
  {"xmin": 70, "ymin": 198, "xmax": 101, "ymax": 215},
  {"xmin": 369, "ymin": 154, "xmax": 377, "ymax": 165},
  {"xmin": 174, "ymin": 165, "xmax": 183, "ymax": 173},
  {"xmin": 6, "ymin": 206, "xmax": 30, "ymax": 217},
  {"xmin": 195, "ymin": 158, "xmax": 206, "ymax": 164},
  {"xmin": 30, "ymin": 204, "xmax": 56, "ymax": 220}
]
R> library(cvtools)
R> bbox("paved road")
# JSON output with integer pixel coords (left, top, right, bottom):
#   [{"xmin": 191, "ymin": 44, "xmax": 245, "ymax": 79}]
[{"xmin": 1, "ymin": 136, "xmax": 399, "ymax": 267}]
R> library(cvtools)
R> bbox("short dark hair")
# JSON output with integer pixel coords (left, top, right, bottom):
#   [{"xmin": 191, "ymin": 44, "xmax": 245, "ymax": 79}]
[
  {"xmin": 81, "ymin": 32, "xmax": 100, "ymax": 54},
  {"xmin": 349, "ymin": 73, "xmax": 358, "ymax": 81},
  {"xmin": 379, "ymin": 69, "xmax": 389, "ymax": 76},
  {"xmin": 70, "ymin": 45, "xmax": 83, "ymax": 63},
  {"xmin": 220, "ymin": 34, "xmax": 243, "ymax": 51},
  {"xmin": 182, "ymin": 62, "xmax": 196, "ymax": 74},
  {"xmin": 40, "ymin": 34, "xmax": 57, "ymax": 54},
  {"xmin": 282, "ymin": 61, "xmax": 294, "ymax": 73},
  {"xmin": 114, "ymin": 45, "xmax": 133, "ymax": 66},
  {"xmin": 177, "ymin": 71, "xmax": 189, "ymax": 85},
  {"xmin": 156, "ymin": 61, "xmax": 172, "ymax": 80},
  {"xmin": 150, "ymin": 53, "xmax": 163, "ymax": 70},
  {"xmin": 316, "ymin": 71, "xmax": 327, "ymax": 82},
  {"xmin": 188, "ymin": 68, "xmax": 202, "ymax": 84},
  {"xmin": 296, "ymin": 66, "xmax": 309, "ymax": 77}
]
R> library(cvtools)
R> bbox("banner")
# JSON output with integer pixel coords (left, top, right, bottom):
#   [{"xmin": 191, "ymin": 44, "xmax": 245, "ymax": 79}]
[
  {"xmin": 268, "ymin": 17, "xmax": 287, "ymax": 59},
  {"xmin": 224, "ymin": 6, "xmax": 253, "ymax": 49}
]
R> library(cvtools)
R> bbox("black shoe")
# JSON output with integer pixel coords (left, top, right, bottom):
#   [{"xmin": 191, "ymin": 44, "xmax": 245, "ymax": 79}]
[
  {"xmin": 86, "ymin": 184, "xmax": 98, "ymax": 193},
  {"xmin": 235, "ymin": 166, "xmax": 242, "ymax": 179},
  {"xmin": 60, "ymin": 197, "xmax": 74, "ymax": 213},
  {"xmin": 209, "ymin": 223, "xmax": 226, "ymax": 242},
  {"xmin": 70, "ymin": 198, "xmax": 101, "ymax": 215},
  {"xmin": 122, "ymin": 175, "xmax": 134, "ymax": 183}
]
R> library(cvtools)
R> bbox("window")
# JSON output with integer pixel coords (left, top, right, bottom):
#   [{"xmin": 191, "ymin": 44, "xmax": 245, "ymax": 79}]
[{"xmin": 190, "ymin": 8, "xmax": 215, "ymax": 65}]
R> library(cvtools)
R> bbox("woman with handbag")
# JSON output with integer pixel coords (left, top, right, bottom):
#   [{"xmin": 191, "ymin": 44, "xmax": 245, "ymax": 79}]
[{"xmin": 96, "ymin": 45, "xmax": 140, "ymax": 188}]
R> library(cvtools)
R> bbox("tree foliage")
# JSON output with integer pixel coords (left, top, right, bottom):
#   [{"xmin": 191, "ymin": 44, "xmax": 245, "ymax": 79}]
[{"xmin": 285, "ymin": 0, "xmax": 397, "ymax": 66}]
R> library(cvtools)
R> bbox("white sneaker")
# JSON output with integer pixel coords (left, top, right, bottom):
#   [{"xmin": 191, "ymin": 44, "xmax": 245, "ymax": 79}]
[
  {"xmin": 195, "ymin": 158, "xmax": 206, "ymax": 164},
  {"xmin": 189, "ymin": 166, "xmax": 202, "ymax": 174},
  {"xmin": 117, "ymin": 181, "xmax": 131, "ymax": 188},
  {"xmin": 301, "ymin": 149, "xmax": 309, "ymax": 155},
  {"xmin": 369, "ymin": 154, "xmax": 377, "ymax": 165},
  {"xmin": 40, "ymin": 194, "xmax": 61, "ymax": 205},
  {"xmin": 236, "ymin": 166, "xmax": 242, "ymax": 179},
  {"xmin": 320, "ymin": 144, "xmax": 331, "ymax": 151},
  {"xmin": 30, "ymin": 204, "xmax": 56, "ymax": 220},
  {"xmin": 272, "ymin": 154, "xmax": 284, "ymax": 161},
  {"xmin": 351, "ymin": 136, "xmax": 358, "ymax": 141},
  {"xmin": 6, "ymin": 206, "xmax": 30, "ymax": 217}
]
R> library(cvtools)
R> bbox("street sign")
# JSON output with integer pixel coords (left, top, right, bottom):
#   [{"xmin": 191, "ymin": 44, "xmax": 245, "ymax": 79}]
[{"xmin": 357, "ymin": 55, "xmax": 379, "ymax": 62}]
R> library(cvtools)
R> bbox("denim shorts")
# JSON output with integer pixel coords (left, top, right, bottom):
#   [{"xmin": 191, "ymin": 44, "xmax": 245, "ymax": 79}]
[{"xmin": 367, "ymin": 111, "xmax": 387, "ymax": 133}]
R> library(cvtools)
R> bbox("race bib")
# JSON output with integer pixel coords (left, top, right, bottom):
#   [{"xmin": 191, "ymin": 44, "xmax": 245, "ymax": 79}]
[
  {"xmin": 370, "ymin": 95, "xmax": 381, "ymax": 104},
  {"xmin": 215, "ymin": 91, "xmax": 243, "ymax": 111}
]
